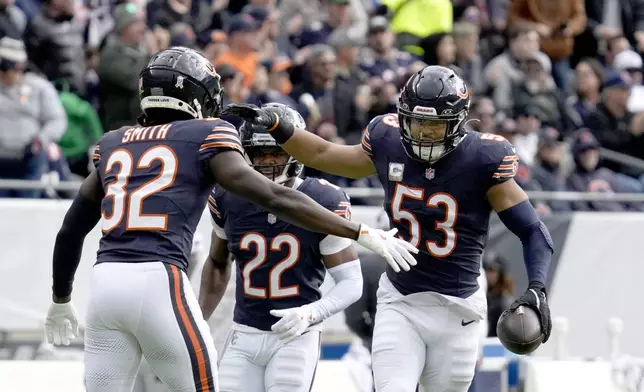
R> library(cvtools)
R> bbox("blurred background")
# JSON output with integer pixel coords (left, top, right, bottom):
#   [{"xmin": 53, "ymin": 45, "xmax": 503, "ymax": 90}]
[{"xmin": 2, "ymin": 0, "xmax": 644, "ymax": 391}]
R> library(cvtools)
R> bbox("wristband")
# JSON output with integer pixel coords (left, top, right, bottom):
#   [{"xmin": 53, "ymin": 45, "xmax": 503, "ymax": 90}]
[{"xmin": 267, "ymin": 112, "xmax": 295, "ymax": 144}]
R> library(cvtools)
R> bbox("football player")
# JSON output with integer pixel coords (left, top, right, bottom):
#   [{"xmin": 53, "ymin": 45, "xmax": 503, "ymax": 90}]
[
  {"xmin": 199, "ymin": 103, "xmax": 363, "ymax": 392},
  {"xmin": 222, "ymin": 65, "xmax": 554, "ymax": 392},
  {"xmin": 43, "ymin": 47, "xmax": 417, "ymax": 392}
]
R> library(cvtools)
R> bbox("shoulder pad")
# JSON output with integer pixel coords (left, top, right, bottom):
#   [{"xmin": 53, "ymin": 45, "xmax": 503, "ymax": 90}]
[
  {"xmin": 361, "ymin": 114, "xmax": 399, "ymax": 157},
  {"xmin": 305, "ymin": 178, "xmax": 352, "ymax": 220},
  {"xmin": 477, "ymin": 133, "xmax": 519, "ymax": 186}
]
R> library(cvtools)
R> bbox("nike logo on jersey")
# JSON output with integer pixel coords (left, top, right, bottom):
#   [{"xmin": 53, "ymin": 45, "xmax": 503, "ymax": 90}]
[{"xmin": 461, "ymin": 319, "xmax": 475, "ymax": 327}]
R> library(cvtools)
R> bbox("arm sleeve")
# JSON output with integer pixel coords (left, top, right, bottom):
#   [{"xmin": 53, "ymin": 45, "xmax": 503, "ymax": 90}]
[
  {"xmin": 308, "ymin": 260, "xmax": 363, "ymax": 324},
  {"xmin": 198, "ymin": 119, "xmax": 244, "ymax": 166},
  {"xmin": 208, "ymin": 187, "xmax": 227, "ymax": 239}
]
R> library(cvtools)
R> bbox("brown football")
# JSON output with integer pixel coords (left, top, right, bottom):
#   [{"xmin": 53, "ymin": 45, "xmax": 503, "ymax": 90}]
[{"xmin": 497, "ymin": 305, "xmax": 544, "ymax": 355}]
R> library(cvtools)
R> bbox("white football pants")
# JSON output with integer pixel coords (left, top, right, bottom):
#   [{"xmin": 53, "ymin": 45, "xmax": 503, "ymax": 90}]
[
  {"xmin": 218, "ymin": 324, "xmax": 321, "ymax": 392},
  {"xmin": 84, "ymin": 262, "xmax": 219, "ymax": 392},
  {"xmin": 372, "ymin": 274, "xmax": 486, "ymax": 392}
]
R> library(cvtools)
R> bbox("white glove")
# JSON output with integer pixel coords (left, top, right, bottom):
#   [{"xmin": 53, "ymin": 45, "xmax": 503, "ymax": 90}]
[
  {"xmin": 45, "ymin": 301, "xmax": 79, "ymax": 346},
  {"xmin": 356, "ymin": 224, "xmax": 418, "ymax": 272},
  {"xmin": 269, "ymin": 305, "xmax": 315, "ymax": 342}
]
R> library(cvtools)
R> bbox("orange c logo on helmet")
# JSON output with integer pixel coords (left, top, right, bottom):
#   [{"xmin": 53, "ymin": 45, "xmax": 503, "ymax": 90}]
[{"xmin": 456, "ymin": 82, "xmax": 469, "ymax": 99}]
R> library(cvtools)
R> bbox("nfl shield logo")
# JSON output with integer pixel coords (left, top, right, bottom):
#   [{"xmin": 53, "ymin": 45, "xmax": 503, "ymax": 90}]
[
  {"xmin": 267, "ymin": 214, "xmax": 276, "ymax": 224},
  {"xmin": 425, "ymin": 168, "xmax": 435, "ymax": 180}
]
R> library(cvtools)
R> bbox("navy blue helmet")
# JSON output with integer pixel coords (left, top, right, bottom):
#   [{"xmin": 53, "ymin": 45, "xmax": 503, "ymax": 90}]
[
  {"xmin": 240, "ymin": 103, "xmax": 305, "ymax": 184},
  {"xmin": 397, "ymin": 66, "xmax": 470, "ymax": 163},
  {"xmin": 139, "ymin": 46, "xmax": 224, "ymax": 120}
]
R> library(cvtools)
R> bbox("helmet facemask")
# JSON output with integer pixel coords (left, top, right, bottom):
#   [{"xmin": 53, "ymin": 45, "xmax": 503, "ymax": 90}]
[
  {"xmin": 398, "ymin": 106, "xmax": 467, "ymax": 163},
  {"xmin": 243, "ymin": 133, "xmax": 302, "ymax": 185}
]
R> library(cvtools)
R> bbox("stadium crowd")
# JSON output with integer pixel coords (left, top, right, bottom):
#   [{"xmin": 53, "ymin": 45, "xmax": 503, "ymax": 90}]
[{"xmin": 0, "ymin": 0, "xmax": 644, "ymax": 212}]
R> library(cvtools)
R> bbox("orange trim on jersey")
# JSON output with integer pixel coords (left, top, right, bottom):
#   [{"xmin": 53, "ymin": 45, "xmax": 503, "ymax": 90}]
[
  {"xmin": 199, "ymin": 142, "xmax": 243, "ymax": 153},
  {"xmin": 207, "ymin": 202, "xmax": 221, "ymax": 218},
  {"xmin": 205, "ymin": 132, "xmax": 240, "ymax": 141},
  {"xmin": 492, "ymin": 172, "xmax": 515, "ymax": 178},
  {"xmin": 168, "ymin": 265, "xmax": 211, "ymax": 392}
]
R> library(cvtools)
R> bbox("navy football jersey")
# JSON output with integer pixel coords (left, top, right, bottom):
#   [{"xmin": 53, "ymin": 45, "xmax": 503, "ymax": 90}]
[
  {"xmin": 209, "ymin": 177, "xmax": 352, "ymax": 331},
  {"xmin": 92, "ymin": 118, "xmax": 243, "ymax": 271},
  {"xmin": 362, "ymin": 114, "xmax": 519, "ymax": 298}
]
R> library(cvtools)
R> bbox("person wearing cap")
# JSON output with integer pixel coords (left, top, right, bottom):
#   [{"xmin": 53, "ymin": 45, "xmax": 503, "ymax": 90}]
[
  {"xmin": 98, "ymin": 2, "xmax": 149, "ymax": 131},
  {"xmin": 530, "ymin": 127, "xmax": 573, "ymax": 212},
  {"xmin": 293, "ymin": 0, "xmax": 352, "ymax": 49},
  {"xmin": 583, "ymin": 71, "xmax": 643, "ymax": 174},
  {"xmin": 359, "ymin": 15, "xmax": 414, "ymax": 82},
  {"xmin": 512, "ymin": 51, "xmax": 574, "ymax": 135},
  {"xmin": 215, "ymin": 13, "xmax": 260, "ymax": 91},
  {"xmin": 0, "ymin": 36, "xmax": 67, "ymax": 198},
  {"xmin": 613, "ymin": 49, "xmax": 643, "ymax": 84},
  {"xmin": 567, "ymin": 129, "xmax": 631, "ymax": 212}
]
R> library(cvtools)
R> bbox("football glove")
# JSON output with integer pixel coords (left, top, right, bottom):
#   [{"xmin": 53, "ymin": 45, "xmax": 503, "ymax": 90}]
[
  {"xmin": 221, "ymin": 103, "xmax": 279, "ymax": 128},
  {"xmin": 270, "ymin": 305, "xmax": 315, "ymax": 342},
  {"xmin": 45, "ymin": 301, "xmax": 79, "ymax": 346},
  {"xmin": 356, "ymin": 225, "xmax": 418, "ymax": 272},
  {"xmin": 509, "ymin": 282, "xmax": 552, "ymax": 342}
]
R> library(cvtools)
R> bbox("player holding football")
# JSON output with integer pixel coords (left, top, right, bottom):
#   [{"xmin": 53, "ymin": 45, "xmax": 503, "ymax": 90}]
[
  {"xmin": 43, "ymin": 47, "xmax": 417, "ymax": 392},
  {"xmin": 199, "ymin": 103, "xmax": 363, "ymax": 392},
  {"xmin": 223, "ymin": 65, "xmax": 554, "ymax": 392}
]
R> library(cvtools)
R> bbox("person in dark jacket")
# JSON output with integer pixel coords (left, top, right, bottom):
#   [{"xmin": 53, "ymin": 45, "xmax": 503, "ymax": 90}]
[
  {"xmin": 531, "ymin": 127, "xmax": 573, "ymax": 212},
  {"xmin": 24, "ymin": 0, "xmax": 86, "ymax": 96},
  {"xmin": 584, "ymin": 71, "xmax": 644, "ymax": 176},
  {"xmin": 566, "ymin": 129, "xmax": 635, "ymax": 211}
]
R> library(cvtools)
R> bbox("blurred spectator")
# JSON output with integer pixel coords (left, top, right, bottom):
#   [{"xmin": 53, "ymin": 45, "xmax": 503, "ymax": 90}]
[
  {"xmin": 294, "ymin": 0, "xmax": 353, "ymax": 48},
  {"xmin": 507, "ymin": 0, "xmax": 586, "ymax": 92},
  {"xmin": 512, "ymin": 51, "xmax": 575, "ymax": 135},
  {"xmin": 613, "ymin": 49, "xmax": 643, "ymax": 83},
  {"xmin": 603, "ymin": 35, "xmax": 631, "ymax": 68},
  {"xmin": 452, "ymin": 22, "xmax": 484, "ymax": 94},
  {"xmin": 57, "ymin": 80, "xmax": 103, "ymax": 177},
  {"xmin": 513, "ymin": 105, "xmax": 542, "ymax": 166},
  {"xmin": 567, "ymin": 129, "xmax": 636, "ymax": 211},
  {"xmin": 169, "ymin": 22, "xmax": 196, "ymax": 48},
  {"xmin": 202, "ymin": 30, "xmax": 228, "ymax": 63},
  {"xmin": 0, "ymin": 0, "xmax": 26, "ymax": 39},
  {"xmin": 574, "ymin": 0, "xmax": 644, "ymax": 65},
  {"xmin": 359, "ymin": 16, "xmax": 414, "ymax": 83},
  {"xmin": 485, "ymin": 24, "xmax": 539, "ymax": 112},
  {"xmin": 418, "ymin": 32, "xmax": 456, "ymax": 68},
  {"xmin": 245, "ymin": 4, "xmax": 287, "ymax": 60},
  {"xmin": 0, "ymin": 37, "xmax": 66, "ymax": 198},
  {"xmin": 568, "ymin": 58, "xmax": 604, "ymax": 124},
  {"xmin": 584, "ymin": 71, "xmax": 644, "ymax": 175},
  {"xmin": 247, "ymin": 60, "xmax": 298, "ymax": 107},
  {"xmin": 380, "ymin": 0, "xmax": 453, "ymax": 53},
  {"xmin": 468, "ymin": 97, "xmax": 497, "ymax": 134},
  {"xmin": 24, "ymin": 0, "xmax": 86, "ymax": 96},
  {"xmin": 216, "ymin": 14, "xmax": 260, "ymax": 90},
  {"xmin": 218, "ymin": 64, "xmax": 248, "ymax": 105},
  {"xmin": 483, "ymin": 251, "xmax": 514, "ymax": 338},
  {"xmin": 99, "ymin": 3, "xmax": 149, "ymax": 131},
  {"xmin": 531, "ymin": 127, "xmax": 573, "ymax": 211}
]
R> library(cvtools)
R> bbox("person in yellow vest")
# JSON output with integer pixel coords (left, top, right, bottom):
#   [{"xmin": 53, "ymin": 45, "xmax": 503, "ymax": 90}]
[{"xmin": 380, "ymin": 0, "xmax": 453, "ymax": 55}]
